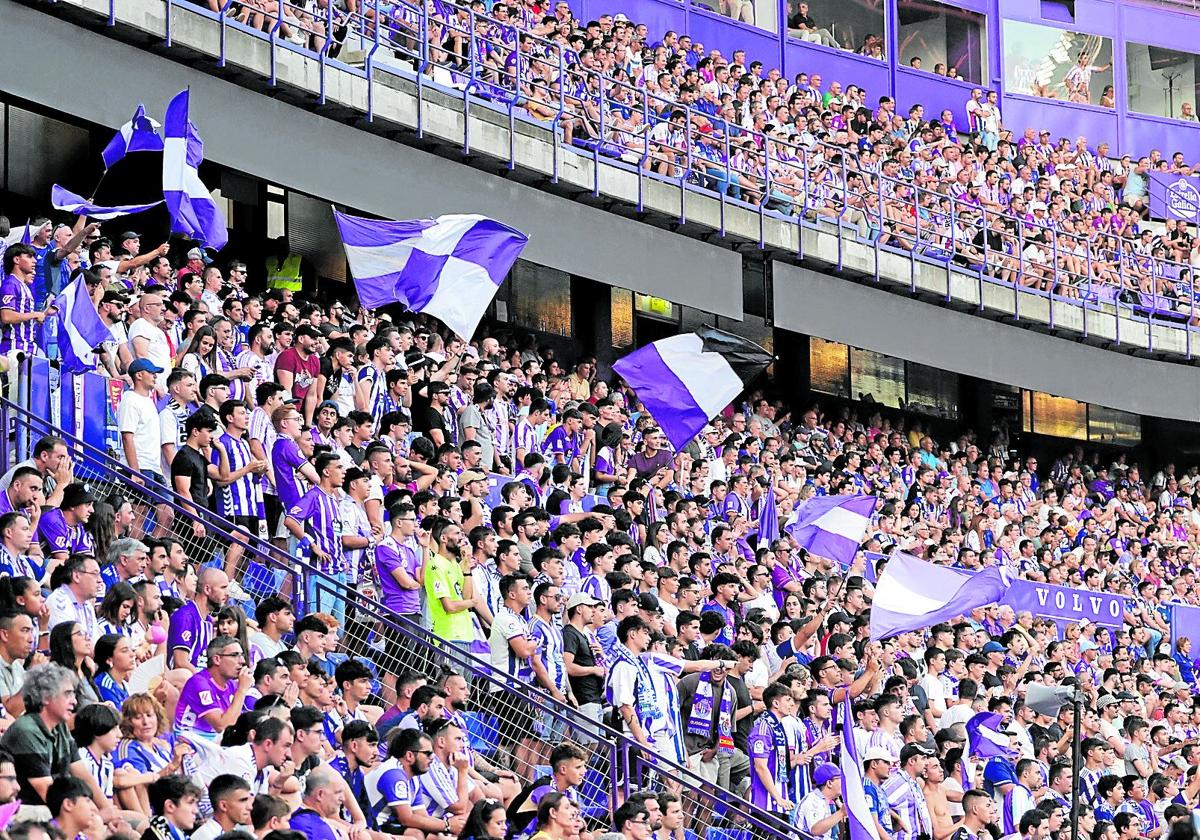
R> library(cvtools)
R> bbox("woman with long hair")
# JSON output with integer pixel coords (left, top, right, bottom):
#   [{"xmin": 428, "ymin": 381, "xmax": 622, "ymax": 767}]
[
  {"xmin": 112, "ymin": 693, "xmax": 195, "ymax": 815},
  {"xmin": 178, "ymin": 325, "xmax": 218, "ymax": 380},
  {"xmin": 216, "ymin": 605, "xmax": 252, "ymax": 663},
  {"xmin": 97, "ymin": 582, "xmax": 138, "ymax": 637},
  {"xmin": 49, "ymin": 620, "xmax": 100, "ymax": 705},
  {"xmin": 458, "ymin": 798, "xmax": 507, "ymax": 840},
  {"xmin": 641, "ymin": 521, "xmax": 670, "ymax": 567},
  {"xmin": 88, "ymin": 500, "xmax": 116, "ymax": 567},
  {"xmin": 94, "ymin": 633, "xmax": 136, "ymax": 709}
]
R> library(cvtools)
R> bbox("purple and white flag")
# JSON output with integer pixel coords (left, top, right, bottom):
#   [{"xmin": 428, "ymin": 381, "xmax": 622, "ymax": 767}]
[
  {"xmin": 758, "ymin": 477, "xmax": 780, "ymax": 544},
  {"xmin": 51, "ymin": 185, "xmax": 162, "ymax": 222},
  {"xmin": 965, "ymin": 711, "xmax": 1012, "ymax": 759},
  {"xmin": 869, "ymin": 552, "xmax": 1011, "ymax": 641},
  {"xmin": 840, "ymin": 696, "xmax": 881, "ymax": 840},
  {"xmin": 52, "ymin": 273, "xmax": 111, "ymax": 374},
  {"xmin": 333, "ymin": 209, "xmax": 527, "ymax": 338},
  {"xmin": 785, "ymin": 494, "xmax": 876, "ymax": 568},
  {"xmin": 163, "ymin": 89, "xmax": 228, "ymax": 250},
  {"xmin": 612, "ymin": 328, "xmax": 771, "ymax": 452},
  {"xmin": 102, "ymin": 103, "xmax": 164, "ymax": 170}
]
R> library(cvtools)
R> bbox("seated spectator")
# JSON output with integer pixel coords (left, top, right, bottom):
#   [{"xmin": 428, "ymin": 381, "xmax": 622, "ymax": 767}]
[{"xmin": 175, "ymin": 635, "xmax": 254, "ymax": 741}]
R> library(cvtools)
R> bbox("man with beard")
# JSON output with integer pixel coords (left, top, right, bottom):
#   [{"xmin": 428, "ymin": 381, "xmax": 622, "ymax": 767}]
[
  {"xmin": 439, "ymin": 670, "xmax": 517, "ymax": 803},
  {"xmin": 424, "ymin": 518, "xmax": 478, "ymax": 654},
  {"xmin": 366, "ymin": 728, "xmax": 465, "ymax": 835}
]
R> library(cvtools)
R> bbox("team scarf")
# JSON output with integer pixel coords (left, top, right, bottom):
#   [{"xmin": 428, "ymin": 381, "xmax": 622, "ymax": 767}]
[
  {"xmin": 760, "ymin": 711, "xmax": 791, "ymax": 811},
  {"xmin": 610, "ymin": 643, "xmax": 660, "ymax": 730},
  {"xmin": 686, "ymin": 672, "xmax": 735, "ymax": 751}
]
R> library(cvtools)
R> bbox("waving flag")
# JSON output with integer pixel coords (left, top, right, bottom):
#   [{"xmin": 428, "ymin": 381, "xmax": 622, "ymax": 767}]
[
  {"xmin": 785, "ymin": 494, "xmax": 875, "ymax": 567},
  {"xmin": 334, "ymin": 209, "xmax": 527, "ymax": 338},
  {"xmin": 612, "ymin": 328, "xmax": 771, "ymax": 452},
  {"xmin": 53, "ymin": 273, "xmax": 111, "ymax": 374},
  {"xmin": 870, "ymin": 552, "xmax": 1012, "ymax": 641},
  {"xmin": 840, "ymin": 696, "xmax": 881, "ymax": 840},
  {"xmin": 102, "ymin": 104, "xmax": 164, "ymax": 170},
  {"xmin": 758, "ymin": 477, "xmax": 780, "ymax": 544},
  {"xmin": 162, "ymin": 89, "xmax": 228, "ymax": 250},
  {"xmin": 51, "ymin": 185, "xmax": 162, "ymax": 222},
  {"xmin": 965, "ymin": 711, "xmax": 1012, "ymax": 759}
]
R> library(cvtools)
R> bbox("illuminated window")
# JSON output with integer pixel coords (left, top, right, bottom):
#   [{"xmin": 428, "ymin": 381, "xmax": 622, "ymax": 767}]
[
  {"xmin": 610, "ymin": 288, "xmax": 633, "ymax": 349},
  {"xmin": 907, "ymin": 362, "xmax": 960, "ymax": 419},
  {"xmin": 809, "ymin": 337, "xmax": 850, "ymax": 397},
  {"xmin": 510, "ymin": 263, "xmax": 572, "ymax": 338},
  {"xmin": 1025, "ymin": 391, "xmax": 1088, "ymax": 440},
  {"xmin": 633, "ymin": 294, "xmax": 677, "ymax": 323},
  {"xmin": 1126, "ymin": 41, "xmax": 1200, "ymax": 122},
  {"xmin": 1088, "ymin": 405, "xmax": 1141, "ymax": 445}
]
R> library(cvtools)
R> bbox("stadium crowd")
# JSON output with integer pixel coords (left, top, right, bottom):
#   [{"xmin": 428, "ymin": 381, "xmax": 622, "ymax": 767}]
[
  {"xmin": 194, "ymin": 0, "xmax": 1200, "ymax": 319},
  {"xmin": 6, "ymin": 208, "xmax": 1200, "ymax": 840},
  {"xmin": 6, "ymin": 4, "xmax": 1200, "ymax": 837}
]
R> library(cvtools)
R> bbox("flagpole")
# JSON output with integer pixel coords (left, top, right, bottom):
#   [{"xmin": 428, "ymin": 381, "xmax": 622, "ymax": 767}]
[{"xmin": 1069, "ymin": 689, "xmax": 1082, "ymax": 840}]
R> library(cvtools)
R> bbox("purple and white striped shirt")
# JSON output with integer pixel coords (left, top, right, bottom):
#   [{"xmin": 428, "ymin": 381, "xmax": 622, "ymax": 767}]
[
  {"xmin": 0, "ymin": 274, "xmax": 36, "ymax": 354},
  {"xmin": 215, "ymin": 431, "xmax": 261, "ymax": 518},
  {"xmin": 289, "ymin": 486, "xmax": 345, "ymax": 574}
]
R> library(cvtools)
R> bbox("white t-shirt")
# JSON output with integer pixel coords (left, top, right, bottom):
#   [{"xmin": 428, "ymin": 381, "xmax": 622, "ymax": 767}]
[
  {"xmin": 127, "ymin": 318, "xmax": 172, "ymax": 391},
  {"xmin": 919, "ymin": 673, "xmax": 947, "ymax": 715},
  {"xmin": 118, "ymin": 390, "xmax": 163, "ymax": 475}
]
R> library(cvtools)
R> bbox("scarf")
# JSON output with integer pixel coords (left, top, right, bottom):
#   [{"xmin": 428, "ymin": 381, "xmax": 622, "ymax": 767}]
[
  {"xmin": 611, "ymin": 643, "xmax": 660, "ymax": 730},
  {"xmin": 686, "ymin": 673, "xmax": 735, "ymax": 750},
  {"xmin": 761, "ymin": 711, "xmax": 790, "ymax": 809}
]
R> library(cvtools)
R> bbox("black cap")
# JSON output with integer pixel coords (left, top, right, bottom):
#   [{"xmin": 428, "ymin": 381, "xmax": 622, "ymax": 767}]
[
  {"xmin": 900, "ymin": 743, "xmax": 934, "ymax": 764},
  {"xmin": 295, "ymin": 325, "xmax": 321, "ymax": 340},
  {"xmin": 404, "ymin": 351, "xmax": 429, "ymax": 370},
  {"xmin": 637, "ymin": 592, "xmax": 663, "ymax": 614},
  {"xmin": 343, "ymin": 467, "xmax": 369, "ymax": 490},
  {"xmin": 119, "ymin": 231, "xmax": 141, "ymax": 241}
]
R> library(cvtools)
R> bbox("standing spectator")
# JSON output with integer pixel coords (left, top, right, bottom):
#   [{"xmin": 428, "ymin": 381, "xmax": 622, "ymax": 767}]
[
  {"xmin": 276, "ymin": 324, "xmax": 321, "ymax": 408},
  {"xmin": 127, "ymin": 293, "xmax": 173, "ymax": 394}
]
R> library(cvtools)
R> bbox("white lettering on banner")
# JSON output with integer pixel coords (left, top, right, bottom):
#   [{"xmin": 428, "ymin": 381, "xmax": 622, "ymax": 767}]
[{"xmin": 1029, "ymin": 585, "xmax": 1121, "ymax": 621}]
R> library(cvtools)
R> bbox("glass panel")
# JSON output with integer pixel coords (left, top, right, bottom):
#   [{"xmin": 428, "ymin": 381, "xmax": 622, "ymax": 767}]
[
  {"xmin": 1003, "ymin": 20, "xmax": 1114, "ymax": 106},
  {"xmin": 905, "ymin": 362, "xmax": 960, "ymax": 419},
  {"xmin": 1022, "ymin": 389, "xmax": 1032, "ymax": 432},
  {"xmin": 610, "ymin": 288, "xmax": 633, "ymax": 349},
  {"xmin": 898, "ymin": 0, "xmax": 987, "ymax": 84},
  {"xmin": 849, "ymin": 347, "xmax": 905, "ymax": 408},
  {"xmin": 633, "ymin": 294, "xmax": 678, "ymax": 323},
  {"xmin": 786, "ymin": 0, "xmax": 885, "ymax": 59},
  {"xmin": 1088, "ymin": 405, "xmax": 1142, "ymax": 444},
  {"xmin": 1126, "ymin": 42, "xmax": 1200, "ymax": 122},
  {"xmin": 1029, "ymin": 391, "xmax": 1087, "ymax": 440},
  {"xmin": 511, "ymin": 263, "xmax": 572, "ymax": 338},
  {"xmin": 694, "ymin": 0, "xmax": 778, "ymax": 32},
  {"xmin": 809, "ymin": 337, "xmax": 850, "ymax": 397}
]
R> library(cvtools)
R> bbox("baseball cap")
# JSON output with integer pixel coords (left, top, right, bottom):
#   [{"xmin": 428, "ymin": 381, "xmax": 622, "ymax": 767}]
[
  {"xmin": 186, "ymin": 247, "xmax": 204, "ymax": 261},
  {"xmin": 128, "ymin": 358, "xmax": 164, "ymax": 376},
  {"xmin": 812, "ymin": 763, "xmax": 841, "ymax": 785},
  {"xmin": 295, "ymin": 325, "xmax": 321, "ymax": 340},
  {"xmin": 565, "ymin": 592, "xmax": 603, "ymax": 611},
  {"xmin": 637, "ymin": 593, "xmax": 664, "ymax": 614},
  {"xmin": 119, "ymin": 231, "xmax": 140, "ymax": 241},
  {"xmin": 342, "ymin": 467, "xmax": 368, "ymax": 489},
  {"xmin": 458, "ymin": 470, "xmax": 488, "ymax": 485},
  {"xmin": 900, "ymin": 744, "xmax": 934, "ymax": 764},
  {"xmin": 1079, "ymin": 639, "xmax": 1099, "ymax": 653},
  {"xmin": 982, "ymin": 641, "xmax": 1006, "ymax": 654},
  {"xmin": 317, "ymin": 400, "xmax": 340, "ymax": 414},
  {"xmin": 861, "ymin": 747, "xmax": 894, "ymax": 765}
]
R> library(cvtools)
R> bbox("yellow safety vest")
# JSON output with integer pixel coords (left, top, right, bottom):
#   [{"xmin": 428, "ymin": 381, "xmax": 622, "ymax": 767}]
[{"xmin": 266, "ymin": 254, "xmax": 303, "ymax": 291}]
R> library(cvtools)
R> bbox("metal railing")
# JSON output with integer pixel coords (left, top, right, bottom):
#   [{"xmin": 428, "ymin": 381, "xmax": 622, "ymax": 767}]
[
  {"xmin": 1, "ymin": 381, "xmax": 809, "ymax": 840},
  {"xmin": 34, "ymin": 0, "xmax": 1200, "ymax": 356}
]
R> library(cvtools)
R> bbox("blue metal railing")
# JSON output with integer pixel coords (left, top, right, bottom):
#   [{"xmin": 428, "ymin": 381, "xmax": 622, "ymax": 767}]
[
  {"xmin": 0, "ymin": 385, "xmax": 809, "ymax": 840},
  {"xmin": 56, "ymin": 0, "xmax": 1200, "ymax": 357}
]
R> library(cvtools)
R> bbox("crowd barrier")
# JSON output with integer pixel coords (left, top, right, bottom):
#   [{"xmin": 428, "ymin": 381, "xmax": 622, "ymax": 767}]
[{"xmin": 1, "ymin": 357, "xmax": 809, "ymax": 840}]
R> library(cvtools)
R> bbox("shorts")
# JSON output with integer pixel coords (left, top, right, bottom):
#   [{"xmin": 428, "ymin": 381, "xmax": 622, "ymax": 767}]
[
  {"xmin": 534, "ymin": 708, "xmax": 568, "ymax": 744},
  {"xmin": 572, "ymin": 701, "xmax": 605, "ymax": 747},
  {"xmin": 486, "ymin": 682, "xmax": 536, "ymax": 747},
  {"xmin": 263, "ymin": 493, "xmax": 283, "ymax": 537},
  {"xmin": 230, "ymin": 514, "xmax": 261, "ymax": 540},
  {"xmin": 130, "ymin": 470, "xmax": 168, "ymax": 507}
]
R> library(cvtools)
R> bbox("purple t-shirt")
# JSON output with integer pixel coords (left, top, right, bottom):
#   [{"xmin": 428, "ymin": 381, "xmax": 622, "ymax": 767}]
[
  {"xmin": 375, "ymin": 535, "xmax": 421, "ymax": 615},
  {"xmin": 167, "ymin": 602, "xmax": 213, "ymax": 668},
  {"xmin": 770, "ymin": 559, "xmax": 805, "ymax": 610},
  {"xmin": 271, "ymin": 436, "xmax": 308, "ymax": 510},
  {"xmin": 0, "ymin": 273, "xmax": 35, "ymax": 354},
  {"xmin": 175, "ymin": 668, "xmax": 237, "ymax": 737},
  {"xmin": 37, "ymin": 509, "xmax": 95, "ymax": 556}
]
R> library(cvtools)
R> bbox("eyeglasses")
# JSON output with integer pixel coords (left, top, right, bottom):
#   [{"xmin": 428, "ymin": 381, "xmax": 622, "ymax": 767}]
[{"xmin": 416, "ymin": 749, "xmax": 434, "ymax": 756}]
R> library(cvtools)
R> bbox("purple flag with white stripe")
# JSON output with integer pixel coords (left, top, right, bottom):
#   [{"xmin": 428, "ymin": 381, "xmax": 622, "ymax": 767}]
[
  {"xmin": 785, "ymin": 494, "xmax": 875, "ymax": 568},
  {"xmin": 333, "ymin": 209, "xmax": 527, "ymax": 338},
  {"xmin": 612, "ymin": 328, "xmax": 771, "ymax": 452},
  {"xmin": 758, "ymin": 477, "xmax": 779, "ymax": 544},
  {"xmin": 869, "ymin": 552, "xmax": 1012, "ymax": 641},
  {"xmin": 840, "ymin": 696, "xmax": 881, "ymax": 840},
  {"xmin": 162, "ymin": 89, "xmax": 228, "ymax": 250},
  {"xmin": 102, "ymin": 103, "xmax": 164, "ymax": 170},
  {"xmin": 965, "ymin": 711, "xmax": 1012, "ymax": 759}
]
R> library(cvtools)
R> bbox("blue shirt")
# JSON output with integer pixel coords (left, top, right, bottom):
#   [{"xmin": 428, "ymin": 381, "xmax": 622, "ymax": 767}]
[{"xmin": 289, "ymin": 808, "xmax": 339, "ymax": 840}]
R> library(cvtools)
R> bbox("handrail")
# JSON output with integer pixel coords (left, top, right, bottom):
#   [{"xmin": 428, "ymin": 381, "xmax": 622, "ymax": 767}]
[{"xmin": 0, "ymin": 386, "xmax": 808, "ymax": 840}]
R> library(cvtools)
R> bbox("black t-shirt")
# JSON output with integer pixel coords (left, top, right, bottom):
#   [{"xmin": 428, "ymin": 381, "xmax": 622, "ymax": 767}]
[
  {"xmin": 562, "ymin": 624, "xmax": 604, "ymax": 705},
  {"xmin": 416, "ymin": 405, "xmax": 448, "ymax": 439},
  {"xmin": 727, "ymin": 674, "xmax": 753, "ymax": 752},
  {"xmin": 789, "ymin": 11, "xmax": 814, "ymax": 28},
  {"xmin": 171, "ymin": 444, "xmax": 212, "ymax": 510}
]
